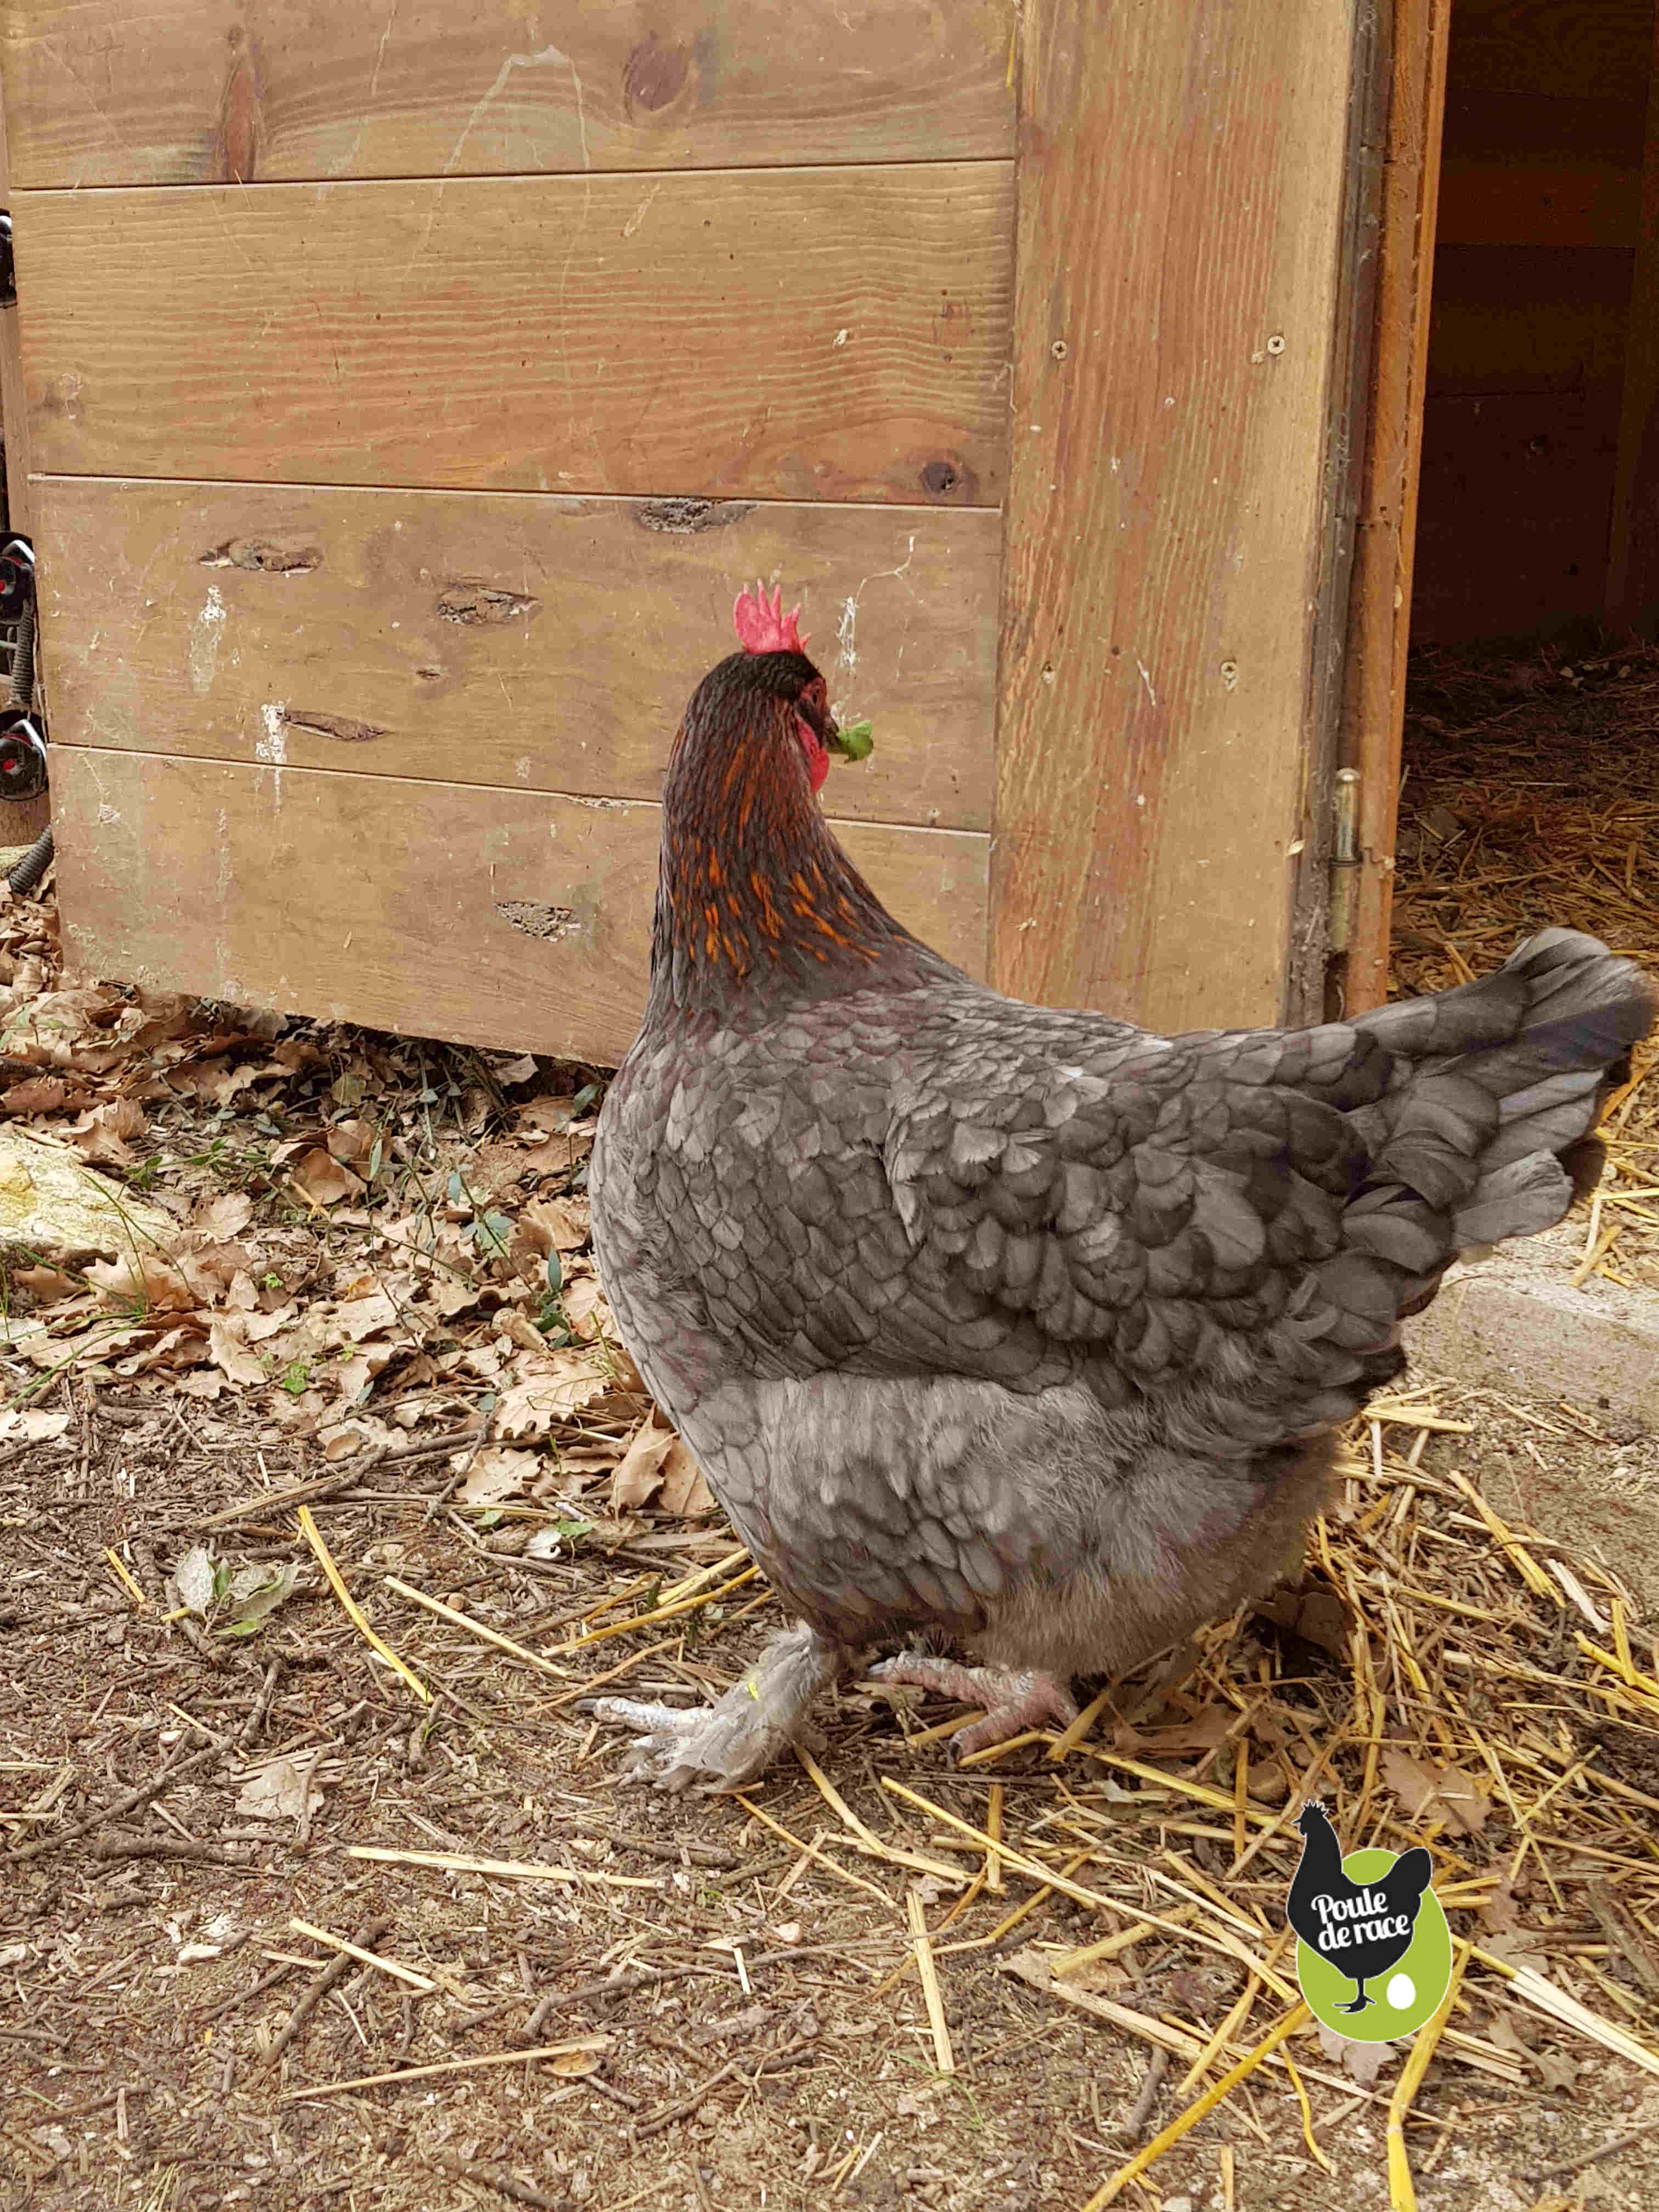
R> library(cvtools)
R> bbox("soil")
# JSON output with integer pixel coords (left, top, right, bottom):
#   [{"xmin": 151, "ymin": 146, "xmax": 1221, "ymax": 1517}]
[{"xmin": 4, "ymin": 1384, "xmax": 1659, "ymax": 2212}]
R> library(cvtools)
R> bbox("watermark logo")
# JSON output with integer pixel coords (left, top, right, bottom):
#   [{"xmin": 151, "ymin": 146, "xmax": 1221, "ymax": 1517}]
[{"xmin": 1286, "ymin": 1802, "xmax": 1453, "ymax": 2042}]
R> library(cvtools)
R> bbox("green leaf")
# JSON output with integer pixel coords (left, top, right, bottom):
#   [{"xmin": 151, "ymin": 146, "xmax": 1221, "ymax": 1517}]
[
  {"xmin": 281, "ymin": 1359, "xmax": 311, "ymax": 1396},
  {"xmin": 572, "ymin": 1083, "xmax": 599, "ymax": 1115},
  {"xmin": 473, "ymin": 1210, "xmax": 514, "ymax": 1260},
  {"xmin": 545, "ymin": 1249, "xmax": 563, "ymax": 1295},
  {"xmin": 836, "ymin": 718, "xmax": 875, "ymax": 761}
]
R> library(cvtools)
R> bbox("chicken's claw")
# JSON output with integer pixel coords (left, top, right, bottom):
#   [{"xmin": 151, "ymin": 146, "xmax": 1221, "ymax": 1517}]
[
  {"xmin": 872, "ymin": 1652, "xmax": 1078, "ymax": 1758},
  {"xmin": 580, "ymin": 1622, "xmax": 842, "ymax": 1794}
]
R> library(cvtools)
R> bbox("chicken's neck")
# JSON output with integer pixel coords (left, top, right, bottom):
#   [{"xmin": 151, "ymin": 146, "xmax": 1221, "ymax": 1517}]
[{"xmin": 646, "ymin": 753, "xmax": 938, "ymax": 1026}]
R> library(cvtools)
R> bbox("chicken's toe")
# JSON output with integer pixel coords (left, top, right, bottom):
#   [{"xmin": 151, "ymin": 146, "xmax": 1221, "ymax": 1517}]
[
  {"xmin": 581, "ymin": 1622, "xmax": 842, "ymax": 1794},
  {"xmin": 871, "ymin": 1652, "xmax": 1078, "ymax": 1757}
]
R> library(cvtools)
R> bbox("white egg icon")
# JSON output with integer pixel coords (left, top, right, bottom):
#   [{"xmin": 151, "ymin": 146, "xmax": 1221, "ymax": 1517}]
[{"xmin": 1386, "ymin": 1973, "xmax": 1417, "ymax": 2010}]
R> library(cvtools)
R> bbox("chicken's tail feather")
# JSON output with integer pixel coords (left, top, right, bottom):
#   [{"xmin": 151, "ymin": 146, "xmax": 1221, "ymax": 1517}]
[{"xmin": 1338, "ymin": 928, "xmax": 1654, "ymax": 1312}]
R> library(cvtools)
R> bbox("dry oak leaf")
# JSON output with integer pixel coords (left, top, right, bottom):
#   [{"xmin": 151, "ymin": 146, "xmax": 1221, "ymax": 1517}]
[
  {"xmin": 1380, "ymin": 1745, "xmax": 1492, "ymax": 1836},
  {"xmin": 610, "ymin": 1418, "xmax": 676, "ymax": 1511},
  {"xmin": 494, "ymin": 1348, "xmax": 611, "ymax": 1438},
  {"xmin": 290, "ymin": 1147, "xmax": 364, "ymax": 1207}
]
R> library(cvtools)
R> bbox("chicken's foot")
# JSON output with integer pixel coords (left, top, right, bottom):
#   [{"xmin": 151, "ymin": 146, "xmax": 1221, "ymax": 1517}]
[
  {"xmin": 871, "ymin": 1653, "xmax": 1077, "ymax": 1757},
  {"xmin": 582, "ymin": 1621, "xmax": 843, "ymax": 1793}
]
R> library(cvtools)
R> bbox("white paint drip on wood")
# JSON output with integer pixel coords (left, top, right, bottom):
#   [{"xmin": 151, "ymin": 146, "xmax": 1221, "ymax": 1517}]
[
  {"xmin": 257, "ymin": 702, "xmax": 288, "ymax": 766},
  {"xmin": 188, "ymin": 586, "xmax": 227, "ymax": 696}
]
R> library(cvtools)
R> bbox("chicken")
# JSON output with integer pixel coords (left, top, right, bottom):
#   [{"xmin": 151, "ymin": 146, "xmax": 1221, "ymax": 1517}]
[
  {"xmin": 1286, "ymin": 1802, "xmax": 1433, "ymax": 2012},
  {"xmin": 585, "ymin": 584, "xmax": 1655, "ymax": 1791}
]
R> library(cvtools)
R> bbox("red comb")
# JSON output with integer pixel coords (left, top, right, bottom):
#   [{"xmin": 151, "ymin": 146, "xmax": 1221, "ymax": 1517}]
[{"xmin": 733, "ymin": 580, "xmax": 808, "ymax": 656}]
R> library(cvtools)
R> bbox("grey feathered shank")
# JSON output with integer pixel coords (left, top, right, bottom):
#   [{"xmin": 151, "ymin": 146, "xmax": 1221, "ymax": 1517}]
[{"xmin": 586, "ymin": 645, "xmax": 1655, "ymax": 1790}]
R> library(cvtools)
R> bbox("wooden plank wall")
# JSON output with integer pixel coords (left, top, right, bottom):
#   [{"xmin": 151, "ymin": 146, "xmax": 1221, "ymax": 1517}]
[
  {"xmin": 1412, "ymin": 0, "xmax": 1655, "ymax": 643},
  {"xmin": 1, "ymin": 2, "xmax": 1014, "ymax": 1058}
]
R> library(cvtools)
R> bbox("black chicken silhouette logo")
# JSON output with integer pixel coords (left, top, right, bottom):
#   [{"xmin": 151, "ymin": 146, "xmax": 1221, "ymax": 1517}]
[{"xmin": 1286, "ymin": 1803, "xmax": 1452, "ymax": 2040}]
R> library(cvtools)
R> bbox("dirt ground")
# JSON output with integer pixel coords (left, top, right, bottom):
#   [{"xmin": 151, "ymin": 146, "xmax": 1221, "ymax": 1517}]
[
  {"xmin": 4, "ymin": 837, "xmax": 1659, "ymax": 2211},
  {"xmin": 4, "ymin": 1378, "xmax": 1659, "ymax": 2212}
]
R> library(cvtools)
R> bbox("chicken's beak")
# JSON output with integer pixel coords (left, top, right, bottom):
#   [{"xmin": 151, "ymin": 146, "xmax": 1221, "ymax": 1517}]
[{"xmin": 828, "ymin": 715, "xmax": 874, "ymax": 763}]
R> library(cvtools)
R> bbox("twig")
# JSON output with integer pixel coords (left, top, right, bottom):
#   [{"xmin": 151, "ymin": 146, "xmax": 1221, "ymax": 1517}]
[
  {"xmin": 1120, "ymin": 2050, "xmax": 1167, "ymax": 2144},
  {"xmin": 425, "ymin": 2152, "xmax": 569, "ymax": 2210},
  {"xmin": 346, "ymin": 1844, "xmax": 659, "ymax": 1892},
  {"xmin": 382, "ymin": 1575, "xmax": 576, "ymax": 1678},
  {"xmin": 281, "ymin": 2036, "xmax": 611, "ymax": 2101},
  {"xmin": 198, "ymin": 1960, "xmax": 298, "ymax": 2025},
  {"xmin": 1079, "ymin": 2002, "xmax": 1312, "ymax": 2210},
  {"xmin": 298, "ymin": 1505, "xmax": 431, "ymax": 1704},
  {"xmin": 1388, "ymin": 1945, "xmax": 1468, "ymax": 2212},
  {"xmin": 2, "ymin": 1742, "xmax": 218, "ymax": 1865},
  {"xmin": 266, "ymin": 1916, "xmax": 393, "ymax": 2069},
  {"xmin": 287, "ymin": 1917, "xmax": 437, "ymax": 1993},
  {"xmin": 92, "ymin": 1833, "xmax": 256, "ymax": 1866},
  {"xmin": 907, "ymin": 1891, "xmax": 954, "ymax": 2074},
  {"xmin": 1530, "ymin": 2118, "xmax": 1659, "ymax": 2184}
]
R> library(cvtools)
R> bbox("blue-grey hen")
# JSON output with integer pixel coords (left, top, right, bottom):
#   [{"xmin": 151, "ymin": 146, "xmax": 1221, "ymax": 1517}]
[{"xmin": 586, "ymin": 584, "xmax": 1654, "ymax": 1790}]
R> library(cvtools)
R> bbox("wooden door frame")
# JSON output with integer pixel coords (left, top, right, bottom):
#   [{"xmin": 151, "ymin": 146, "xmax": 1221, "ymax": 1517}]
[
  {"xmin": 990, "ymin": 1, "xmax": 1409, "ymax": 1039},
  {"xmin": 1333, "ymin": 0, "xmax": 1453, "ymax": 1015}
]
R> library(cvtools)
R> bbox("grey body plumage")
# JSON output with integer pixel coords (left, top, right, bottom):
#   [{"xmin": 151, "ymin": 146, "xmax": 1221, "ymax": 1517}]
[{"xmin": 585, "ymin": 620, "xmax": 1655, "ymax": 1790}]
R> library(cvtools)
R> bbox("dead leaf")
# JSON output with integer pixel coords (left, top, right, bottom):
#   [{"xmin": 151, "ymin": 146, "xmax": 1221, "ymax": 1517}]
[
  {"xmin": 610, "ymin": 1419, "xmax": 675, "ymax": 1511},
  {"xmin": 71, "ymin": 1097, "xmax": 148, "ymax": 1169},
  {"xmin": 0, "ymin": 1407, "xmax": 72, "ymax": 1441},
  {"xmin": 86, "ymin": 1251, "xmax": 198, "ymax": 1312},
  {"xmin": 290, "ymin": 1148, "xmax": 363, "ymax": 1207},
  {"xmin": 1253, "ymin": 1584, "xmax": 1350, "ymax": 1660},
  {"xmin": 458, "ymin": 1446, "xmax": 541, "ymax": 1505},
  {"xmin": 9, "ymin": 1264, "xmax": 79, "ymax": 1304},
  {"xmin": 1316, "ymin": 2024, "xmax": 1400, "ymax": 2087},
  {"xmin": 494, "ymin": 1350, "xmax": 610, "ymax": 1439},
  {"xmin": 520, "ymin": 1197, "xmax": 588, "ymax": 1254},
  {"xmin": 657, "ymin": 1438, "xmax": 715, "ymax": 1517},
  {"xmin": 331, "ymin": 1292, "xmax": 400, "ymax": 1344},
  {"xmin": 208, "ymin": 1318, "xmax": 267, "ymax": 1389},
  {"xmin": 561, "ymin": 1276, "xmax": 610, "ymax": 1342},
  {"xmin": 1532, "ymin": 2049, "xmax": 1579, "ymax": 2093},
  {"xmin": 196, "ymin": 1191, "xmax": 254, "ymax": 1239},
  {"xmin": 2, "ymin": 1074, "xmax": 68, "ymax": 1115},
  {"xmin": 236, "ymin": 1757, "xmax": 318, "ymax": 1823},
  {"xmin": 545, "ymin": 2050, "xmax": 601, "ymax": 2079},
  {"xmin": 171, "ymin": 1545, "xmax": 218, "ymax": 1616},
  {"xmin": 326, "ymin": 1116, "xmax": 379, "ymax": 1165},
  {"xmin": 1380, "ymin": 1746, "xmax": 1492, "ymax": 1836}
]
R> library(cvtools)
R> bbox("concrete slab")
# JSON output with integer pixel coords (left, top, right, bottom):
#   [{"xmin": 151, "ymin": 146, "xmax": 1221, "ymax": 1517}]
[{"xmin": 1403, "ymin": 1223, "xmax": 1659, "ymax": 1423}]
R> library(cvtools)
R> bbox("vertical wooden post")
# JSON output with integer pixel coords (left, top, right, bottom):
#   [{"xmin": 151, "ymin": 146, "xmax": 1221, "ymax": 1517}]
[
  {"xmin": 0, "ymin": 87, "xmax": 30, "ymax": 539},
  {"xmin": 993, "ymin": 0, "xmax": 1367, "ymax": 1034},
  {"xmin": 1338, "ymin": 0, "xmax": 1452, "ymax": 1014},
  {"xmin": 1605, "ymin": 14, "xmax": 1659, "ymax": 634}
]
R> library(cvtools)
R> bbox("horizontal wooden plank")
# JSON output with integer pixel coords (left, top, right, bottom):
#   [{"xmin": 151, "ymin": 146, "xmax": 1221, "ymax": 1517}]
[
  {"xmin": 1438, "ymin": 93, "xmax": 1645, "ymax": 247},
  {"xmin": 52, "ymin": 750, "xmax": 989, "ymax": 1064},
  {"xmin": 1412, "ymin": 386, "xmax": 1622, "ymax": 643},
  {"xmin": 0, "ymin": 2, "xmax": 1015, "ymax": 188},
  {"xmin": 1427, "ymin": 244, "xmax": 1634, "ymax": 395},
  {"xmin": 37, "ymin": 479, "xmax": 997, "ymax": 832},
  {"xmin": 1447, "ymin": 0, "xmax": 1654, "ymax": 102},
  {"xmin": 17, "ymin": 168, "xmax": 1012, "ymax": 504}
]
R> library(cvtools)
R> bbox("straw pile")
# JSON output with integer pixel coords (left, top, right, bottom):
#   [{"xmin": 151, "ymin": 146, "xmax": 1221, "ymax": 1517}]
[{"xmin": 1391, "ymin": 641, "xmax": 1659, "ymax": 1288}]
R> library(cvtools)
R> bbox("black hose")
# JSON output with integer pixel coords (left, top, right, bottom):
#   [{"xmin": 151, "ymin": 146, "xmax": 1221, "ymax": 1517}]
[
  {"xmin": 7, "ymin": 822, "xmax": 52, "ymax": 894},
  {"xmin": 8, "ymin": 596, "xmax": 32, "ymax": 708}
]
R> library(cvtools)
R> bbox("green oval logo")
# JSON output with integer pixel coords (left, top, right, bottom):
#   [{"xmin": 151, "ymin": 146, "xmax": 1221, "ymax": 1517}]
[{"xmin": 1292, "ymin": 1842, "xmax": 1453, "ymax": 2042}]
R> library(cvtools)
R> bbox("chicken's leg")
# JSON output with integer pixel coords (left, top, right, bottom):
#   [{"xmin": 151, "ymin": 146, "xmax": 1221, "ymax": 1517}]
[
  {"xmin": 871, "ymin": 1653, "xmax": 1077, "ymax": 1757},
  {"xmin": 583, "ymin": 1622, "xmax": 844, "ymax": 1793}
]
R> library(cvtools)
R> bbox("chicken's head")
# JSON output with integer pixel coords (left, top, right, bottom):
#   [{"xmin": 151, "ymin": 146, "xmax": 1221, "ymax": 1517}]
[{"xmin": 724, "ymin": 581, "xmax": 869, "ymax": 794}]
